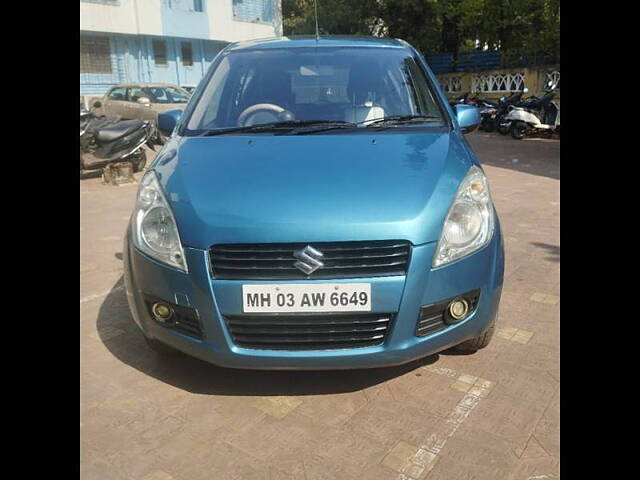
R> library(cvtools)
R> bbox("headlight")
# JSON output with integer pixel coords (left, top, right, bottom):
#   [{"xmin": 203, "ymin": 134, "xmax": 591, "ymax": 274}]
[
  {"xmin": 131, "ymin": 171, "xmax": 188, "ymax": 272},
  {"xmin": 432, "ymin": 166, "xmax": 495, "ymax": 267}
]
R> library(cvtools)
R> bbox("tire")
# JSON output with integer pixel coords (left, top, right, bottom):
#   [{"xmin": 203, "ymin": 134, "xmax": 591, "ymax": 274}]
[
  {"xmin": 454, "ymin": 317, "xmax": 496, "ymax": 352},
  {"xmin": 144, "ymin": 336, "xmax": 178, "ymax": 355},
  {"xmin": 482, "ymin": 118, "xmax": 495, "ymax": 133},
  {"xmin": 511, "ymin": 122, "xmax": 526, "ymax": 140},
  {"xmin": 497, "ymin": 122, "xmax": 510, "ymax": 135}
]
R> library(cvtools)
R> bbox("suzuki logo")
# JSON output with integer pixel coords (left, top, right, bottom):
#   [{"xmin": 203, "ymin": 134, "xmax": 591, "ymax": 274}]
[{"xmin": 293, "ymin": 245, "xmax": 324, "ymax": 275}]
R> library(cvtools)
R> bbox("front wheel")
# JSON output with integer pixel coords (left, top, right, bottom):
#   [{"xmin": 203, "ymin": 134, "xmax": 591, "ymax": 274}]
[
  {"xmin": 497, "ymin": 122, "xmax": 510, "ymax": 135},
  {"xmin": 481, "ymin": 118, "xmax": 495, "ymax": 133},
  {"xmin": 454, "ymin": 317, "xmax": 496, "ymax": 352},
  {"xmin": 511, "ymin": 122, "xmax": 526, "ymax": 140}
]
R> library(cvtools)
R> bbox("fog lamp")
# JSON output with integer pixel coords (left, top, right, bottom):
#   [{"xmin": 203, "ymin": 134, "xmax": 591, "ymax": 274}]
[
  {"xmin": 448, "ymin": 298, "xmax": 469, "ymax": 321},
  {"xmin": 152, "ymin": 302, "xmax": 174, "ymax": 323}
]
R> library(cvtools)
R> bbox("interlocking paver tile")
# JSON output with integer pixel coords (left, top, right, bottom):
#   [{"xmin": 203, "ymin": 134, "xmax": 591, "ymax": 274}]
[
  {"xmin": 512, "ymin": 329, "xmax": 535, "ymax": 344},
  {"xmin": 450, "ymin": 380, "xmax": 472, "ymax": 393},
  {"xmin": 251, "ymin": 396, "xmax": 303, "ymax": 419},
  {"xmin": 497, "ymin": 327, "xmax": 519, "ymax": 340},
  {"xmin": 381, "ymin": 440, "xmax": 420, "ymax": 473},
  {"xmin": 530, "ymin": 292, "xmax": 560, "ymax": 305}
]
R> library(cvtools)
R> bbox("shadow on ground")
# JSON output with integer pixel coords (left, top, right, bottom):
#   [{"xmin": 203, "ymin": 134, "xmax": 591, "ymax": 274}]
[
  {"xmin": 96, "ymin": 277, "xmax": 440, "ymax": 396},
  {"xmin": 467, "ymin": 132, "xmax": 560, "ymax": 180},
  {"xmin": 530, "ymin": 242, "xmax": 560, "ymax": 263}
]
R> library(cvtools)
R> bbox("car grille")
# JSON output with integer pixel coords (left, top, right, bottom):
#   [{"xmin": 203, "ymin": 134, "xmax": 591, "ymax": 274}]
[
  {"xmin": 225, "ymin": 313, "xmax": 394, "ymax": 350},
  {"xmin": 209, "ymin": 240, "xmax": 411, "ymax": 279},
  {"xmin": 416, "ymin": 289, "xmax": 480, "ymax": 337}
]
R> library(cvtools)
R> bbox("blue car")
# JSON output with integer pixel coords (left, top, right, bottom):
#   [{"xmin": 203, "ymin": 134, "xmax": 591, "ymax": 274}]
[{"xmin": 123, "ymin": 36, "xmax": 504, "ymax": 370}]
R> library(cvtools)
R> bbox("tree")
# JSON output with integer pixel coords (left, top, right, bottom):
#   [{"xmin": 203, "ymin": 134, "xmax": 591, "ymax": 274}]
[
  {"xmin": 281, "ymin": 0, "xmax": 560, "ymax": 67},
  {"xmin": 282, "ymin": 0, "xmax": 380, "ymax": 36}
]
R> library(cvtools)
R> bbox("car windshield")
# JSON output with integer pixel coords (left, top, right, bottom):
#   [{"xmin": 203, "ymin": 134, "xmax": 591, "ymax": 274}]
[
  {"xmin": 146, "ymin": 86, "xmax": 190, "ymax": 104},
  {"xmin": 186, "ymin": 47, "xmax": 446, "ymax": 133}
]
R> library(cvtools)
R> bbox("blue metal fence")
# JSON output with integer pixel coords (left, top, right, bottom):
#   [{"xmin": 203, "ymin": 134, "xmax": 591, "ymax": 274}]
[{"xmin": 426, "ymin": 51, "xmax": 501, "ymax": 74}]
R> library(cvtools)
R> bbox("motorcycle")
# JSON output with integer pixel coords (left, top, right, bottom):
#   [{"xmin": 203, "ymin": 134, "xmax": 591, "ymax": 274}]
[
  {"xmin": 80, "ymin": 105, "xmax": 155, "ymax": 181},
  {"xmin": 492, "ymin": 88, "xmax": 530, "ymax": 134},
  {"xmin": 476, "ymin": 98, "xmax": 500, "ymax": 132},
  {"xmin": 449, "ymin": 92, "xmax": 470, "ymax": 108},
  {"xmin": 502, "ymin": 81, "xmax": 560, "ymax": 139}
]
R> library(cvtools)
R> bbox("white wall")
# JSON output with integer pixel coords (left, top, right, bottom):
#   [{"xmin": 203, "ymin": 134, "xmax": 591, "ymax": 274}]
[
  {"xmin": 80, "ymin": 0, "xmax": 163, "ymax": 36},
  {"xmin": 80, "ymin": 0, "xmax": 279, "ymax": 41},
  {"xmin": 207, "ymin": 0, "xmax": 278, "ymax": 42}
]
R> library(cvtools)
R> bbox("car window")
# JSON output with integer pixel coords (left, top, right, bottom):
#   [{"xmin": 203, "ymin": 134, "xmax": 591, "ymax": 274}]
[
  {"xmin": 147, "ymin": 87, "xmax": 190, "ymax": 104},
  {"xmin": 186, "ymin": 47, "xmax": 446, "ymax": 131},
  {"xmin": 108, "ymin": 87, "xmax": 127, "ymax": 101},
  {"xmin": 129, "ymin": 87, "xmax": 147, "ymax": 102}
]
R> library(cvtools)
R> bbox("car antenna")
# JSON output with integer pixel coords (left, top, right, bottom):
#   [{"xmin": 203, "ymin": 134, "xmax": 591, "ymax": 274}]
[{"xmin": 314, "ymin": 0, "xmax": 320, "ymax": 41}]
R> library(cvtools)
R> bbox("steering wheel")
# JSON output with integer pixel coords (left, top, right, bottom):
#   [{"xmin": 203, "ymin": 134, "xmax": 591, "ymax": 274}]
[{"xmin": 237, "ymin": 103, "xmax": 288, "ymax": 126}]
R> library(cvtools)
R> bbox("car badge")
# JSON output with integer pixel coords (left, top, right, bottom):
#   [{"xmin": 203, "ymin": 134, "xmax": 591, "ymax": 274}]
[{"xmin": 293, "ymin": 245, "xmax": 324, "ymax": 275}]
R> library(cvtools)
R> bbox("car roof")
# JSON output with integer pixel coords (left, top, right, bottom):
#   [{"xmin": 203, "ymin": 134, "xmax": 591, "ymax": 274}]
[
  {"xmin": 225, "ymin": 35, "xmax": 409, "ymax": 53},
  {"xmin": 110, "ymin": 83, "xmax": 183, "ymax": 88}
]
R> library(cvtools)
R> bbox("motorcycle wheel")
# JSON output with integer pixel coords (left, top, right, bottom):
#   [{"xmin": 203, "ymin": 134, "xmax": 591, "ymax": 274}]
[
  {"xmin": 482, "ymin": 118, "xmax": 495, "ymax": 133},
  {"xmin": 497, "ymin": 122, "xmax": 510, "ymax": 135},
  {"xmin": 511, "ymin": 122, "xmax": 526, "ymax": 140}
]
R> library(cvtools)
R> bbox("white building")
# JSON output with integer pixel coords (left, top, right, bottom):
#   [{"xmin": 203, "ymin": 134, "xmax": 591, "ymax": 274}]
[{"xmin": 80, "ymin": 0, "xmax": 282, "ymax": 95}]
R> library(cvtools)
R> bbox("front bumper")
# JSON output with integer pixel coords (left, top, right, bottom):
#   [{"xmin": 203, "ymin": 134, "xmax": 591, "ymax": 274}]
[{"xmin": 123, "ymin": 225, "xmax": 504, "ymax": 370}]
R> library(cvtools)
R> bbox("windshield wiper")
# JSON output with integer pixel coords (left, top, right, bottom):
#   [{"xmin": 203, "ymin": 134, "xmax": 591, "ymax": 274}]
[
  {"xmin": 363, "ymin": 115, "xmax": 441, "ymax": 127},
  {"xmin": 286, "ymin": 120, "xmax": 359, "ymax": 134},
  {"xmin": 198, "ymin": 120, "xmax": 356, "ymax": 137}
]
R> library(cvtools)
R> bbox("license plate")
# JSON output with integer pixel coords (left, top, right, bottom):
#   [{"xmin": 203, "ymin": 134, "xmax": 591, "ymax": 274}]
[{"xmin": 242, "ymin": 283, "xmax": 371, "ymax": 313}]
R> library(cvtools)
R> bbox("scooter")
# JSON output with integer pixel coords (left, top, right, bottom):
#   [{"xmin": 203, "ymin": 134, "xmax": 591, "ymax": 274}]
[
  {"xmin": 494, "ymin": 88, "xmax": 529, "ymax": 134},
  {"xmin": 80, "ymin": 106, "xmax": 155, "ymax": 181},
  {"xmin": 502, "ymin": 81, "xmax": 560, "ymax": 139}
]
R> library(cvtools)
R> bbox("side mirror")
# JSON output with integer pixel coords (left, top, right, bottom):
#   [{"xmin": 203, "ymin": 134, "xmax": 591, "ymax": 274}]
[
  {"xmin": 92, "ymin": 100, "xmax": 102, "ymax": 109},
  {"xmin": 455, "ymin": 104, "xmax": 480, "ymax": 134},
  {"xmin": 158, "ymin": 109, "xmax": 183, "ymax": 136},
  {"xmin": 137, "ymin": 97, "xmax": 151, "ymax": 105}
]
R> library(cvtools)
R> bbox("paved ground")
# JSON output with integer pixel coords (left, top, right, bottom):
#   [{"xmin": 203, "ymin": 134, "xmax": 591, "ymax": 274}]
[{"xmin": 80, "ymin": 132, "xmax": 560, "ymax": 480}]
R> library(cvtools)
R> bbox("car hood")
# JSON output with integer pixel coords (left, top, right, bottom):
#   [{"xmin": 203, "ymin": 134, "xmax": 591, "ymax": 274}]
[{"xmin": 153, "ymin": 131, "xmax": 476, "ymax": 249}]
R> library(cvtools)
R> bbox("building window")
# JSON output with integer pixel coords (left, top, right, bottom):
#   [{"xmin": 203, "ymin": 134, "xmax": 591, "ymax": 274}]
[
  {"xmin": 233, "ymin": 0, "xmax": 274, "ymax": 23},
  {"xmin": 153, "ymin": 39, "xmax": 167, "ymax": 66},
  {"xmin": 193, "ymin": 0, "xmax": 203, "ymax": 12},
  {"xmin": 80, "ymin": 35, "xmax": 112, "ymax": 74},
  {"xmin": 181, "ymin": 42, "xmax": 193, "ymax": 67}
]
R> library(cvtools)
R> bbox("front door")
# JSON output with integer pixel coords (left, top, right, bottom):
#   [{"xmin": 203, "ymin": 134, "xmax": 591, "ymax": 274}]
[{"xmin": 103, "ymin": 87, "xmax": 129, "ymax": 117}]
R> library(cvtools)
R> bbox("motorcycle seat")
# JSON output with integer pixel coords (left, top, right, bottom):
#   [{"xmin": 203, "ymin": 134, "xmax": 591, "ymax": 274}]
[
  {"xmin": 96, "ymin": 119, "xmax": 145, "ymax": 143},
  {"xmin": 481, "ymin": 99, "xmax": 499, "ymax": 107}
]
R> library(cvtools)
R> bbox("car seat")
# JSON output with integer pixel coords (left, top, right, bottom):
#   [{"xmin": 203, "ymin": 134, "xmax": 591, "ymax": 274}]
[{"xmin": 344, "ymin": 64, "xmax": 385, "ymax": 124}]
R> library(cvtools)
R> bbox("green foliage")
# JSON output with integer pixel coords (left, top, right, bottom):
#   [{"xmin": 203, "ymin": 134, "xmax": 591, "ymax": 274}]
[
  {"xmin": 282, "ymin": 0, "xmax": 380, "ymax": 36},
  {"xmin": 282, "ymin": 0, "xmax": 560, "ymax": 67}
]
